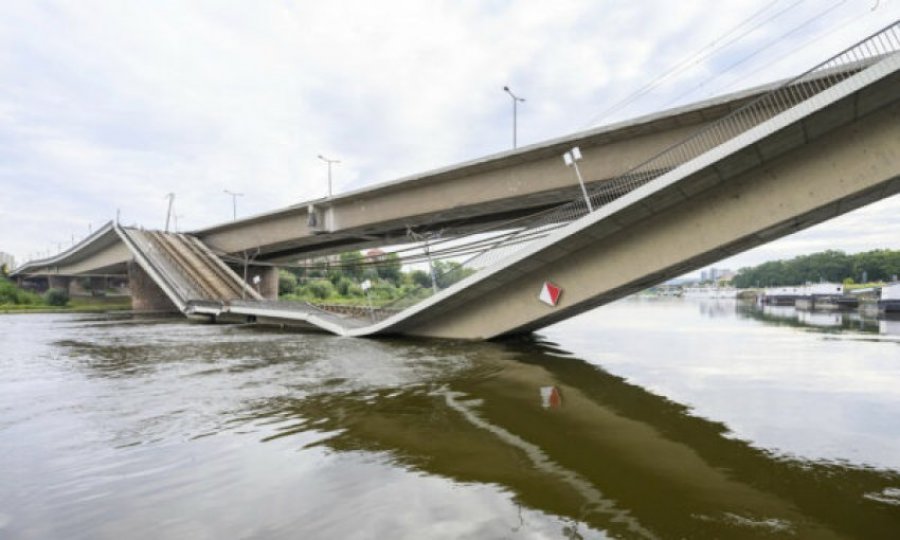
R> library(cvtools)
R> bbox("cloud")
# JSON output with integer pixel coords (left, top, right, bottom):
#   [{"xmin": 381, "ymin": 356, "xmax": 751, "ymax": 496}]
[{"xmin": 0, "ymin": 0, "xmax": 898, "ymax": 267}]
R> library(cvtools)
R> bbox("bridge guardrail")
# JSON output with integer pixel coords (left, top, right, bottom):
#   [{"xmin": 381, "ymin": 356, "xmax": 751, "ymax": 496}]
[{"xmin": 372, "ymin": 21, "xmax": 900, "ymax": 317}]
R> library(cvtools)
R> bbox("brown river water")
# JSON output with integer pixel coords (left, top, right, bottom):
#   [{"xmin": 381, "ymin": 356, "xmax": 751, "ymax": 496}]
[{"xmin": 1, "ymin": 298, "xmax": 898, "ymax": 539}]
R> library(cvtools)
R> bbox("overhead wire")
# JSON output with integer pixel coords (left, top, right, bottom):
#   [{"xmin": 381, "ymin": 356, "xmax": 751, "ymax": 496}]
[
  {"xmin": 657, "ymin": 0, "xmax": 850, "ymax": 110},
  {"xmin": 712, "ymin": 4, "xmax": 878, "ymax": 96},
  {"xmin": 579, "ymin": 0, "xmax": 804, "ymax": 129}
]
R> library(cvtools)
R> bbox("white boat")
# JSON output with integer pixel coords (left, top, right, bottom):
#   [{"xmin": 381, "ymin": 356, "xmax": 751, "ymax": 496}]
[{"xmin": 879, "ymin": 283, "xmax": 900, "ymax": 313}]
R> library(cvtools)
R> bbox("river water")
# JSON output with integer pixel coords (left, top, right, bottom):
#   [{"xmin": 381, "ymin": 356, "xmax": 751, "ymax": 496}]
[{"xmin": 1, "ymin": 299, "xmax": 898, "ymax": 539}]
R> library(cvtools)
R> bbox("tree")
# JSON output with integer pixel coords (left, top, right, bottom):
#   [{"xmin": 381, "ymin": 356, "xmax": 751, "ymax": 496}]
[
  {"xmin": 731, "ymin": 249, "xmax": 900, "ymax": 288},
  {"xmin": 376, "ymin": 253, "xmax": 402, "ymax": 284},
  {"xmin": 339, "ymin": 251, "xmax": 364, "ymax": 281},
  {"xmin": 278, "ymin": 270, "xmax": 297, "ymax": 295},
  {"xmin": 409, "ymin": 269, "xmax": 432, "ymax": 289},
  {"xmin": 334, "ymin": 276, "xmax": 354, "ymax": 296},
  {"xmin": 44, "ymin": 287, "xmax": 69, "ymax": 307},
  {"xmin": 306, "ymin": 279, "xmax": 335, "ymax": 300}
]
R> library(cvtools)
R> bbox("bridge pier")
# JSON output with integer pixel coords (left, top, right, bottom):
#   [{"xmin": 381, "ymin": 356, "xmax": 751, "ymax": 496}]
[
  {"xmin": 128, "ymin": 261, "xmax": 178, "ymax": 312},
  {"xmin": 17, "ymin": 276, "xmax": 48, "ymax": 293},
  {"xmin": 47, "ymin": 275, "xmax": 71, "ymax": 292}
]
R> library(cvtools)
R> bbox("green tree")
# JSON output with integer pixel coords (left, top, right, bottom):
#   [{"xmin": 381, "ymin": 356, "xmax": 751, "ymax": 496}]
[
  {"xmin": 339, "ymin": 251, "xmax": 364, "ymax": 281},
  {"xmin": 409, "ymin": 269, "xmax": 432, "ymax": 289},
  {"xmin": 278, "ymin": 270, "xmax": 297, "ymax": 295},
  {"xmin": 376, "ymin": 253, "xmax": 402, "ymax": 284},
  {"xmin": 732, "ymin": 249, "xmax": 900, "ymax": 288},
  {"xmin": 0, "ymin": 277, "xmax": 38, "ymax": 305},
  {"xmin": 305, "ymin": 279, "xmax": 335, "ymax": 300},
  {"xmin": 43, "ymin": 287, "xmax": 69, "ymax": 307},
  {"xmin": 334, "ymin": 276, "xmax": 354, "ymax": 296},
  {"xmin": 361, "ymin": 267, "xmax": 378, "ymax": 282}
]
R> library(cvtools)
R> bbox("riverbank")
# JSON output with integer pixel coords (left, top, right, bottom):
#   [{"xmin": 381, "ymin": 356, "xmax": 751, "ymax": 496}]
[{"xmin": 0, "ymin": 296, "xmax": 132, "ymax": 314}]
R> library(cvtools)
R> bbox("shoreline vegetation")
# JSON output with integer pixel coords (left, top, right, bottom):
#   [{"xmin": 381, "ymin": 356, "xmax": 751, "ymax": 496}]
[
  {"xmin": 730, "ymin": 249, "xmax": 900, "ymax": 288},
  {"xmin": 0, "ymin": 276, "xmax": 131, "ymax": 314},
  {"xmin": 277, "ymin": 251, "xmax": 474, "ymax": 308}
]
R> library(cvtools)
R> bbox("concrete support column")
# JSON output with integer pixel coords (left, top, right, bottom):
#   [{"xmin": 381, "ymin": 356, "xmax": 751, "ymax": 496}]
[
  {"xmin": 246, "ymin": 265, "xmax": 278, "ymax": 300},
  {"xmin": 128, "ymin": 261, "xmax": 178, "ymax": 312},
  {"xmin": 48, "ymin": 275, "xmax": 71, "ymax": 292}
]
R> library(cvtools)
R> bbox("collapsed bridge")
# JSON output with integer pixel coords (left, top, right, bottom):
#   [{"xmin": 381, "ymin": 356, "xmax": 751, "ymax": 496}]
[{"xmin": 13, "ymin": 23, "xmax": 900, "ymax": 339}]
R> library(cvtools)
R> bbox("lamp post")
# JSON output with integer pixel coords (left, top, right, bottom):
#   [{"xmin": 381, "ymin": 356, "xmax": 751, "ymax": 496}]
[
  {"xmin": 224, "ymin": 189, "xmax": 243, "ymax": 221},
  {"xmin": 317, "ymin": 155, "xmax": 340, "ymax": 197},
  {"xmin": 164, "ymin": 193, "xmax": 175, "ymax": 232},
  {"xmin": 503, "ymin": 86, "xmax": 525, "ymax": 149},
  {"xmin": 563, "ymin": 147, "xmax": 593, "ymax": 212}
]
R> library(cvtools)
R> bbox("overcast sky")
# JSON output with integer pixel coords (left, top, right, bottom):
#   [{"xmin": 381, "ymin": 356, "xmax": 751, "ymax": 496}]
[{"xmin": 1, "ymin": 1, "xmax": 898, "ymax": 273}]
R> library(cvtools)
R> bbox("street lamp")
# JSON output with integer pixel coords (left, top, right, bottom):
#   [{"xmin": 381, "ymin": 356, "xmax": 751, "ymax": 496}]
[
  {"xmin": 224, "ymin": 189, "xmax": 244, "ymax": 221},
  {"xmin": 503, "ymin": 86, "xmax": 525, "ymax": 149},
  {"xmin": 563, "ymin": 147, "xmax": 593, "ymax": 212},
  {"xmin": 164, "ymin": 193, "xmax": 175, "ymax": 232},
  {"xmin": 318, "ymin": 155, "xmax": 340, "ymax": 197}
]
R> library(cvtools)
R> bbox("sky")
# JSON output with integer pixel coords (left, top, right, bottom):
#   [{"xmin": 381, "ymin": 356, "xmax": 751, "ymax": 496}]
[{"xmin": 1, "ymin": 0, "xmax": 898, "ymax": 274}]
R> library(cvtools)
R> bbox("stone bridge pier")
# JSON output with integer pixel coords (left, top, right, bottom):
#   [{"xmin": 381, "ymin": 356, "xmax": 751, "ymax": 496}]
[{"xmin": 128, "ymin": 261, "xmax": 178, "ymax": 312}]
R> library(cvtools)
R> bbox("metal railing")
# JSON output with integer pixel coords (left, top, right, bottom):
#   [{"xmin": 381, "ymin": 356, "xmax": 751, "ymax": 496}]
[{"xmin": 369, "ymin": 21, "xmax": 900, "ymax": 320}]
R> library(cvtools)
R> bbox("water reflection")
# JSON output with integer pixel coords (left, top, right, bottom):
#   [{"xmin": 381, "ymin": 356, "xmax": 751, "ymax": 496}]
[
  {"xmin": 880, "ymin": 318, "xmax": 900, "ymax": 336},
  {"xmin": 696, "ymin": 299, "xmax": 738, "ymax": 318},
  {"xmin": 736, "ymin": 302, "xmax": 900, "ymax": 335},
  {"xmin": 1, "ymin": 312, "xmax": 898, "ymax": 539}
]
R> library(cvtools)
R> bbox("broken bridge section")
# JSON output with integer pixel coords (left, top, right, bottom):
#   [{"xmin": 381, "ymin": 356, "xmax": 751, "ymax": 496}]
[{"xmin": 117, "ymin": 227, "xmax": 379, "ymax": 330}]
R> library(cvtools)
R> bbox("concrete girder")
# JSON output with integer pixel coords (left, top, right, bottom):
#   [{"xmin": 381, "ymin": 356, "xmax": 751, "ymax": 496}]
[{"xmin": 193, "ymin": 83, "xmax": 784, "ymax": 261}]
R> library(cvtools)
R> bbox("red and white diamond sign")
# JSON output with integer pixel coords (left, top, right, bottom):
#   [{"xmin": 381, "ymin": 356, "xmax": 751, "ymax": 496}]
[{"xmin": 538, "ymin": 281, "xmax": 562, "ymax": 307}]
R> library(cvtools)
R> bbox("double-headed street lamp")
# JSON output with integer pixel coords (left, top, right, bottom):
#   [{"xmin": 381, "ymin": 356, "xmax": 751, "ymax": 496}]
[
  {"xmin": 224, "ymin": 189, "xmax": 244, "ymax": 221},
  {"xmin": 318, "ymin": 154, "xmax": 340, "ymax": 197},
  {"xmin": 563, "ymin": 146, "xmax": 593, "ymax": 212},
  {"xmin": 503, "ymin": 86, "xmax": 525, "ymax": 149}
]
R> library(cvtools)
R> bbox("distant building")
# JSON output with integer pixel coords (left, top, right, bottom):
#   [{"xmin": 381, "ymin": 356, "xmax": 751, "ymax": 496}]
[
  {"xmin": 717, "ymin": 270, "xmax": 736, "ymax": 284},
  {"xmin": 0, "ymin": 252, "xmax": 14, "ymax": 272},
  {"xmin": 701, "ymin": 267, "xmax": 733, "ymax": 284}
]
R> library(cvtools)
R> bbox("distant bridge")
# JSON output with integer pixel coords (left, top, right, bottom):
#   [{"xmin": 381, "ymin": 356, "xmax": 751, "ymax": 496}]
[{"xmin": 13, "ymin": 23, "xmax": 900, "ymax": 339}]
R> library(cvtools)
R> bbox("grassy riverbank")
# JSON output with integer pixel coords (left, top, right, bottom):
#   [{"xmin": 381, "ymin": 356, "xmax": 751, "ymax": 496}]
[
  {"xmin": 1, "ymin": 276, "xmax": 131, "ymax": 314},
  {"xmin": 0, "ymin": 293, "xmax": 131, "ymax": 314}
]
